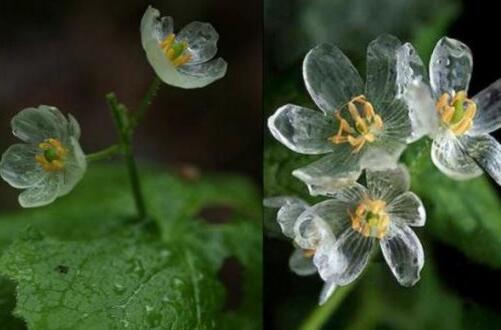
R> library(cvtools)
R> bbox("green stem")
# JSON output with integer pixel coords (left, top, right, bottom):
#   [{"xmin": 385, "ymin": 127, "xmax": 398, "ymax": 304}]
[
  {"xmin": 106, "ymin": 93, "xmax": 147, "ymax": 219},
  {"xmin": 85, "ymin": 144, "xmax": 123, "ymax": 162},
  {"xmin": 132, "ymin": 76, "xmax": 162, "ymax": 129},
  {"xmin": 299, "ymin": 284, "xmax": 355, "ymax": 330}
]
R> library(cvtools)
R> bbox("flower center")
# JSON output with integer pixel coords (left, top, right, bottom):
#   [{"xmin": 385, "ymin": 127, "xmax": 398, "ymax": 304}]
[
  {"xmin": 159, "ymin": 33, "xmax": 192, "ymax": 67},
  {"xmin": 35, "ymin": 138, "xmax": 67, "ymax": 172},
  {"xmin": 435, "ymin": 90, "xmax": 476, "ymax": 136},
  {"xmin": 349, "ymin": 198, "xmax": 389, "ymax": 239},
  {"xmin": 329, "ymin": 95, "xmax": 384, "ymax": 153}
]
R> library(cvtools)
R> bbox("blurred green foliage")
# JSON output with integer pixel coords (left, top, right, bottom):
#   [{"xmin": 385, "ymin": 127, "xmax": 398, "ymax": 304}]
[{"xmin": 0, "ymin": 165, "xmax": 262, "ymax": 329}]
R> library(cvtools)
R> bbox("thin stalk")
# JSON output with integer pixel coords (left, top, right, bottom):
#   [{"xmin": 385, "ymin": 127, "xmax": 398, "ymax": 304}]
[
  {"xmin": 106, "ymin": 93, "xmax": 147, "ymax": 219},
  {"xmin": 299, "ymin": 284, "xmax": 355, "ymax": 330},
  {"xmin": 132, "ymin": 76, "xmax": 162, "ymax": 129},
  {"xmin": 85, "ymin": 144, "xmax": 123, "ymax": 162}
]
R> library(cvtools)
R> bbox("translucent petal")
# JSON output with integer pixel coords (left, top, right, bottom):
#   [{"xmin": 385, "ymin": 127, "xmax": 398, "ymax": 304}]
[
  {"xmin": 360, "ymin": 139, "xmax": 406, "ymax": 171},
  {"xmin": 177, "ymin": 22, "xmax": 218, "ymax": 64},
  {"xmin": 293, "ymin": 212, "xmax": 334, "ymax": 250},
  {"xmin": 267, "ymin": 104, "xmax": 335, "ymax": 154},
  {"xmin": 387, "ymin": 192, "xmax": 426, "ymax": 227},
  {"xmin": 470, "ymin": 78, "xmax": 501, "ymax": 135},
  {"xmin": 429, "ymin": 37, "xmax": 473, "ymax": 97},
  {"xmin": 0, "ymin": 144, "xmax": 46, "ymax": 189},
  {"xmin": 177, "ymin": 58, "xmax": 227, "ymax": 88},
  {"xmin": 67, "ymin": 114, "xmax": 81, "ymax": 140},
  {"xmin": 289, "ymin": 248, "xmax": 317, "ymax": 276},
  {"xmin": 460, "ymin": 134, "xmax": 501, "ymax": 185},
  {"xmin": 292, "ymin": 147, "xmax": 362, "ymax": 196},
  {"xmin": 431, "ymin": 130, "xmax": 482, "ymax": 180},
  {"xmin": 144, "ymin": 40, "xmax": 179, "ymax": 85},
  {"xmin": 18, "ymin": 174, "xmax": 62, "ymax": 208},
  {"xmin": 313, "ymin": 229, "xmax": 373, "ymax": 284},
  {"xmin": 380, "ymin": 224, "xmax": 424, "ymax": 287},
  {"xmin": 376, "ymin": 98, "xmax": 413, "ymax": 143},
  {"xmin": 263, "ymin": 196, "xmax": 308, "ymax": 238},
  {"xmin": 140, "ymin": 6, "xmax": 173, "ymax": 48},
  {"xmin": 366, "ymin": 165, "xmax": 410, "ymax": 202},
  {"xmin": 400, "ymin": 80, "xmax": 439, "ymax": 141},
  {"xmin": 11, "ymin": 106, "xmax": 67, "ymax": 144},
  {"xmin": 58, "ymin": 137, "xmax": 87, "ymax": 197},
  {"xmin": 303, "ymin": 43, "xmax": 364, "ymax": 115},
  {"xmin": 319, "ymin": 279, "xmax": 337, "ymax": 305},
  {"xmin": 396, "ymin": 42, "xmax": 428, "ymax": 97},
  {"xmin": 365, "ymin": 34, "xmax": 402, "ymax": 105}
]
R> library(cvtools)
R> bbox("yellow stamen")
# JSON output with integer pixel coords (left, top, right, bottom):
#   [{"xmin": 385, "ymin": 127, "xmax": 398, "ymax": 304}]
[
  {"xmin": 329, "ymin": 95, "xmax": 384, "ymax": 153},
  {"xmin": 349, "ymin": 198, "xmax": 390, "ymax": 239},
  {"xmin": 436, "ymin": 90, "xmax": 477, "ymax": 136},
  {"xmin": 159, "ymin": 33, "xmax": 192, "ymax": 68},
  {"xmin": 35, "ymin": 138, "xmax": 67, "ymax": 172},
  {"xmin": 303, "ymin": 249, "xmax": 315, "ymax": 258}
]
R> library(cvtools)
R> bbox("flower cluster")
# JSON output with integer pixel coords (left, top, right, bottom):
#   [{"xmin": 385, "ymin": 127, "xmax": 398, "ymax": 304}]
[
  {"xmin": 1, "ymin": 7, "xmax": 226, "ymax": 208},
  {"xmin": 267, "ymin": 35, "xmax": 500, "ymax": 303}
]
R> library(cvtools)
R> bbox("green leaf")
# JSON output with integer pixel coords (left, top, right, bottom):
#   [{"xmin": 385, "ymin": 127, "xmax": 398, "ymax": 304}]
[{"xmin": 0, "ymin": 164, "xmax": 261, "ymax": 329}]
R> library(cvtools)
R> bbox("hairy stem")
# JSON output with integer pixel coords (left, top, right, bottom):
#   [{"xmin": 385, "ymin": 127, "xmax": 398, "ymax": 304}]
[
  {"xmin": 132, "ymin": 76, "xmax": 162, "ymax": 129},
  {"xmin": 106, "ymin": 93, "xmax": 147, "ymax": 219}
]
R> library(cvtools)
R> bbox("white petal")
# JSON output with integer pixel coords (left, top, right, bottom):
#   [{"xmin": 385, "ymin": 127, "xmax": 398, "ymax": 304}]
[
  {"xmin": 303, "ymin": 43, "xmax": 364, "ymax": 115},
  {"xmin": 429, "ymin": 37, "xmax": 473, "ymax": 97},
  {"xmin": 67, "ymin": 114, "xmax": 81, "ymax": 140},
  {"xmin": 177, "ymin": 22, "xmax": 218, "ymax": 64},
  {"xmin": 177, "ymin": 58, "xmax": 227, "ymax": 88},
  {"xmin": 365, "ymin": 34, "xmax": 402, "ymax": 105},
  {"xmin": 360, "ymin": 139, "xmax": 406, "ymax": 171},
  {"xmin": 289, "ymin": 249, "xmax": 317, "ymax": 276},
  {"xmin": 313, "ymin": 229, "xmax": 373, "ymax": 285},
  {"xmin": 18, "ymin": 174, "xmax": 62, "ymax": 208},
  {"xmin": 431, "ymin": 130, "xmax": 482, "ymax": 180},
  {"xmin": 380, "ymin": 224, "xmax": 424, "ymax": 287},
  {"xmin": 293, "ymin": 211, "xmax": 334, "ymax": 250},
  {"xmin": 399, "ymin": 80, "xmax": 439, "ymax": 141},
  {"xmin": 292, "ymin": 148, "xmax": 362, "ymax": 196},
  {"xmin": 460, "ymin": 134, "xmax": 501, "ymax": 185},
  {"xmin": 11, "ymin": 105, "xmax": 68, "ymax": 144},
  {"xmin": 387, "ymin": 192, "xmax": 426, "ymax": 227},
  {"xmin": 299, "ymin": 198, "xmax": 354, "ymax": 238},
  {"xmin": 366, "ymin": 165, "xmax": 410, "ymax": 202},
  {"xmin": 140, "ymin": 6, "xmax": 173, "ymax": 48},
  {"xmin": 319, "ymin": 279, "xmax": 337, "ymax": 305},
  {"xmin": 470, "ymin": 78, "xmax": 501, "ymax": 135},
  {"xmin": 267, "ymin": 104, "xmax": 335, "ymax": 154},
  {"xmin": 263, "ymin": 196, "xmax": 308, "ymax": 238},
  {"xmin": 58, "ymin": 137, "xmax": 87, "ymax": 196},
  {"xmin": 0, "ymin": 144, "xmax": 46, "ymax": 189},
  {"xmin": 376, "ymin": 98, "xmax": 413, "ymax": 143}
]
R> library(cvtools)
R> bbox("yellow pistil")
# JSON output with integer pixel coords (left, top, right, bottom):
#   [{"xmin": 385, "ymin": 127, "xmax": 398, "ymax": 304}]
[
  {"xmin": 329, "ymin": 95, "xmax": 384, "ymax": 153},
  {"xmin": 436, "ymin": 90, "xmax": 477, "ymax": 136},
  {"xmin": 349, "ymin": 197, "xmax": 390, "ymax": 239},
  {"xmin": 159, "ymin": 33, "xmax": 192, "ymax": 67},
  {"xmin": 35, "ymin": 138, "xmax": 67, "ymax": 172}
]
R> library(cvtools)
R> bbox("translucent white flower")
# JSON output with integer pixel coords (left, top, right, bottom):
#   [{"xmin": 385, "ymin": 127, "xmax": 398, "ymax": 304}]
[
  {"xmin": 264, "ymin": 196, "xmax": 338, "ymax": 305},
  {"xmin": 0, "ymin": 106, "xmax": 86, "ymax": 207},
  {"xmin": 301, "ymin": 166, "xmax": 425, "ymax": 288},
  {"xmin": 401, "ymin": 37, "xmax": 501, "ymax": 184},
  {"xmin": 268, "ymin": 35, "xmax": 415, "ymax": 195},
  {"xmin": 140, "ymin": 6, "xmax": 227, "ymax": 89}
]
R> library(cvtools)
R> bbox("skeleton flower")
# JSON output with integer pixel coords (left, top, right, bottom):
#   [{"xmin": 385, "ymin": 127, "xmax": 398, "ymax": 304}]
[
  {"xmin": 268, "ymin": 35, "xmax": 415, "ymax": 195},
  {"xmin": 400, "ymin": 37, "xmax": 501, "ymax": 184},
  {"xmin": 299, "ymin": 166, "xmax": 425, "ymax": 288},
  {"xmin": 0, "ymin": 106, "xmax": 86, "ymax": 207},
  {"xmin": 264, "ymin": 197, "xmax": 338, "ymax": 305},
  {"xmin": 140, "ymin": 6, "xmax": 227, "ymax": 89}
]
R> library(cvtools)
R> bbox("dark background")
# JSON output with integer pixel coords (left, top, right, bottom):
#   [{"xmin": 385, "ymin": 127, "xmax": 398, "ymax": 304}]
[
  {"xmin": 0, "ymin": 0, "xmax": 262, "ymax": 209},
  {"xmin": 264, "ymin": 0, "xmax": 501, "ymax": 329}
]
